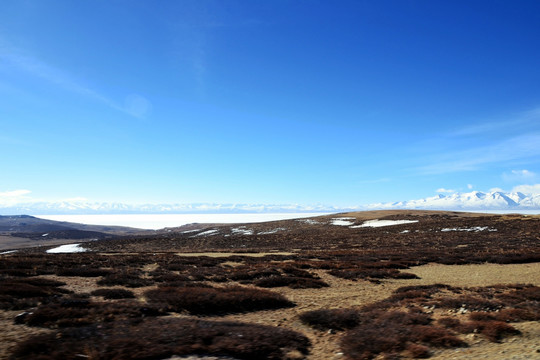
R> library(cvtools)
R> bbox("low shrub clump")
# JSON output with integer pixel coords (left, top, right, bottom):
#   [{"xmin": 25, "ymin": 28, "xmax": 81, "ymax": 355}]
[
  {"xmin": 11, "ymin": 317, "xmax": 311, "ymax": 360},
  {"xmin": 299, "ymin": 308, "xmax": 361, "ymax": 330},
  {"xmin": 340, "ymin": 311, "xmax": 465, "ymax": 360},
  {"xmin": 145, "ymin": 285, "xmax": 295, "ymax": 315},
  {"xmin": 20, "ymin": 300, "xmax": 166, "ymax": 328},
  {"xmin": 0, "ymin": 277, "xmax": 71, "ymax": 310},
  {"xmin": 328, "ymin": 268, "xmax": 419, "ymax": 282},
  {"xmin": 91, "ymin": 288, "xmax": 135, "ymax": 299},
  {"xmin": 254, "ymin": 275, "xmax": 329, "ymax": 289},
  {"xmin": 57, "ymin": 267, "xmax": 112, "ymax": 277}
]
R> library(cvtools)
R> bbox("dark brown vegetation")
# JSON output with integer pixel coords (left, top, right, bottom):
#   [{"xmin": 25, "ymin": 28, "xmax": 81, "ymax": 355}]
[
  {"xmin": 1, "ymin": 211, "xmax": 540, "ymax": 359},
  {"xmin": 300, "ymin": 283, "xmax": 540, "ymax": 359},
  {"xmin": 145, "ymin": 285, "xmax": 295, "ymax": 315},
  {"xmin": 11, "ymin": 317, "xmax": 311, "ymax": 360},
  {"xmin": 19, "ymin": 299, "xmax": 166, "ymax": 328},
  {"xmin": 90, "ymin": 288, "xmax": 135, "ymax": 299},
  {"xmin": 0, "ymin": 277, "xmax": 71, "ymax": 310},
  {"xmin": 78, "ymin": 212, "xmax": 540, "ymax": 267}
]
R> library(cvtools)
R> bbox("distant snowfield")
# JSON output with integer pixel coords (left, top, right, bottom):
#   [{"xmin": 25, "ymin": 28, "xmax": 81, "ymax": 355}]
[
  {"xmin": 35, "ymin": 213, "xmax": 331, "ymax": 230},
  {"xmin": 46, "ymin": 244, "xmax": 87, "ymax": 253},
  {"xmin": 353, "ymin": 219, "xmax": 419, "ymax": 228}
]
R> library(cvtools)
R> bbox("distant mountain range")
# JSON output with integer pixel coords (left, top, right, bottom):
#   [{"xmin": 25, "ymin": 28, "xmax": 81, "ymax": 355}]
[
  {"xmin": 1, "ymin": 190, "xmax": 539, "ymax": 215},
  {"xmin": 368, "ymin": 190, "xmax": 540, "ymax": 211}
]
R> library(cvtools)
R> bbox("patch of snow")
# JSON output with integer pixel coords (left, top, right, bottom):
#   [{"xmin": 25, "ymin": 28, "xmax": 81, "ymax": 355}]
[
  {"xmin": 298, "ymin": 219, "xmax": 320, "ymax": 225},
  {"xmin": 441, "ymin": 227, "xmax": 491, "ymax": 232},
  {"xmin": 231, "ymin": 227, "xmax": 254, "ymax": 235},
  {"xmin": 181, "ymin": 229, "xmax": 199, "ymax": 234},
  {"xmin": 191, "ymin": 229, "xmax": 219, "ymax": 237},
  {"xmin": 0, "ymin": 250, "xmax": 18, "ymax": 254},
  {"xmin": 331, "ymin": 218, "xmax": 355, "ymax": 226},
  {"xmin": 258, "ymin": 228, "xmax": 287, "ymax": 235},
  {"xmin": 352, "ymin": 219, "xmax": 419, "ymax": 228},
  {"xmin": 400, "ymin": 230, "xmax": 410, "ymax": 233},
  {"xmin": 46, "ymin": 244, "xmax": 87, "ymax": 253},
  {"xmin": 42, "ymin": 233, "xmax": 49, "ymax": 237}
]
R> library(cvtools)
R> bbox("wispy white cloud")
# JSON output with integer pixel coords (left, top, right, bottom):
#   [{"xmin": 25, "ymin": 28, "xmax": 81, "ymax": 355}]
[
  {"xmin": 0, "ymin": 189, "xmax": 33, "ymax": 205},
  {"xmin": 512, "ymin": 184, "xmax": 540, "ymax": 196},
  {"xmin": 502, "ymin": 169, "xmax": 537, "ymax": 182},
  {"xmin": 0, "ymin": 43, "xmax": 151, "ymax": 118},
  {"xmin": 467, "ymin": 184, "xmax": 474, "ymax": 190},
  {"xmin": 417, "ymin": 133, "xmax": 540, "ymax": 175},
  {"xmin": 450, "ymin": 107, "xmax": 540, "ymax": 137}
]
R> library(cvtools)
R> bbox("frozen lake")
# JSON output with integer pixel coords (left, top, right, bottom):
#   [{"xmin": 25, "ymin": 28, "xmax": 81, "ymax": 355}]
[{"xmin": 36, "ymin": 213, "xmax": 332, "ymax": 230}]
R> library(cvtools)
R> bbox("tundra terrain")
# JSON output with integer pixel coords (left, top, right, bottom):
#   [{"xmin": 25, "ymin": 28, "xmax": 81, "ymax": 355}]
[{"xmin": 1, "ymin": 210, "xmax": 539, "ymax": 359}]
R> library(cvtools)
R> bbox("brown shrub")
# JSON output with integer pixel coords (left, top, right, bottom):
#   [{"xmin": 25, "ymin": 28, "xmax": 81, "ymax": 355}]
[
  {"xmin": 57, "ymin": 267, "xmax": 112, "ymax": 277},
  {"xmin": 0, "ymin": 278, "xmax": 71, "ymax": 310},
  {"xmin": 254, "ymin": 275, "xmax": 329, "ymax": 289},
  {"xmin": 339, "ymin": 309, "xmax": 465, "ymax": 359},
  {"xmin": 496, "ymin": 307, "xmax": 540, "ymax": 322},
  {"xmin": 22, "ymin": 300, "xmax": 166, "ymax": 328},
  {"xmin": 299, "ymin": 308, "xmax": 361, "ymax": 330},
  {"xmin": 145, "ymin": 285, "xmax": 295, "ymax": 315},
  {"xmin": 91, "ymin": 288, "xmax": 135, "ymax": 299},
  {"xmin": 341, "ymin": 323, "xmax": 409, "ymax": 359},
  {"xmin": 409, "ymin": 325, "xmax": 467, "ymax": 348},
  {"xmin": 468, "ymin": 321, "xmax": 521, "ymax": 342},
  {"xmin": 468, "ymin": 311, "xmax": 496, "ymax": 321},
  {"xmin": 329, "ymin": 268, "xmax": 419, "ymax": 281},
  {"xmin": 228, "ymin": 267, "xmax": 281, "ymax": 281},
  {"xmin": 405, "ymin": 343, "xmax": 431, "ymax": 358},
  {"xmin": 11, "ymin": 317, "xmax": 311, "ymax": 360},
  {"xmin": 437, "ymin": 316, "xmax": 461, "ymax": 329},
  {"xmin": 435, "ymin": 295, "xmax": 502, "ymax": 311}
]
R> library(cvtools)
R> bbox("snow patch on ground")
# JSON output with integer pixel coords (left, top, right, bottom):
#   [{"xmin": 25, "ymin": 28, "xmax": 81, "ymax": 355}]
[
  {"xmin": 331, "ymin": 218, "xmax": 355, "ymax": 226},
  {"xmin": 351, "ymin": 219, "xmax": 419, "ymax": 228},
  {"xmin": 0, "ymin": 250, "xmax": 18, "ymax": 255},
  {"xmin": 46, "ymin": 244, "xmax": 87, "ymax": 253},
  {"xmin": 191, "ymin": 230, "xmax": 219, "ymax": 237},
  {"xmin": 440, "ymin": 227, "xmax": 495, "ymax": 232},
  {"xmin": 298, "ymin": 219, "xmax": 320, "ymax": 225},
  {"xmin": 258, "ymin": 228, "xmax": 287, "ymax": 235},
  {"xmin": 231, "ymin": 227, "xmax": 254, "ymax": 235}
]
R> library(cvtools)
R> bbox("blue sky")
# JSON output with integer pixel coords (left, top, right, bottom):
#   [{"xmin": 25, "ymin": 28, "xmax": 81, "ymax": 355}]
[{"xmin": 1, "ymin": 0, "xmax": 540, "ymax": 208}]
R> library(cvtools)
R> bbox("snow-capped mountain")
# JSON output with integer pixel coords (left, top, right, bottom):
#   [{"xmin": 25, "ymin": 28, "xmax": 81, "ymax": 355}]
[
  {"xmin": 1, "ymin": 190, "xmax": 539, "ymax": 215},
  {"xmin": 368, "ymin": 190, "xmax": 540, "ymax": 210}
]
